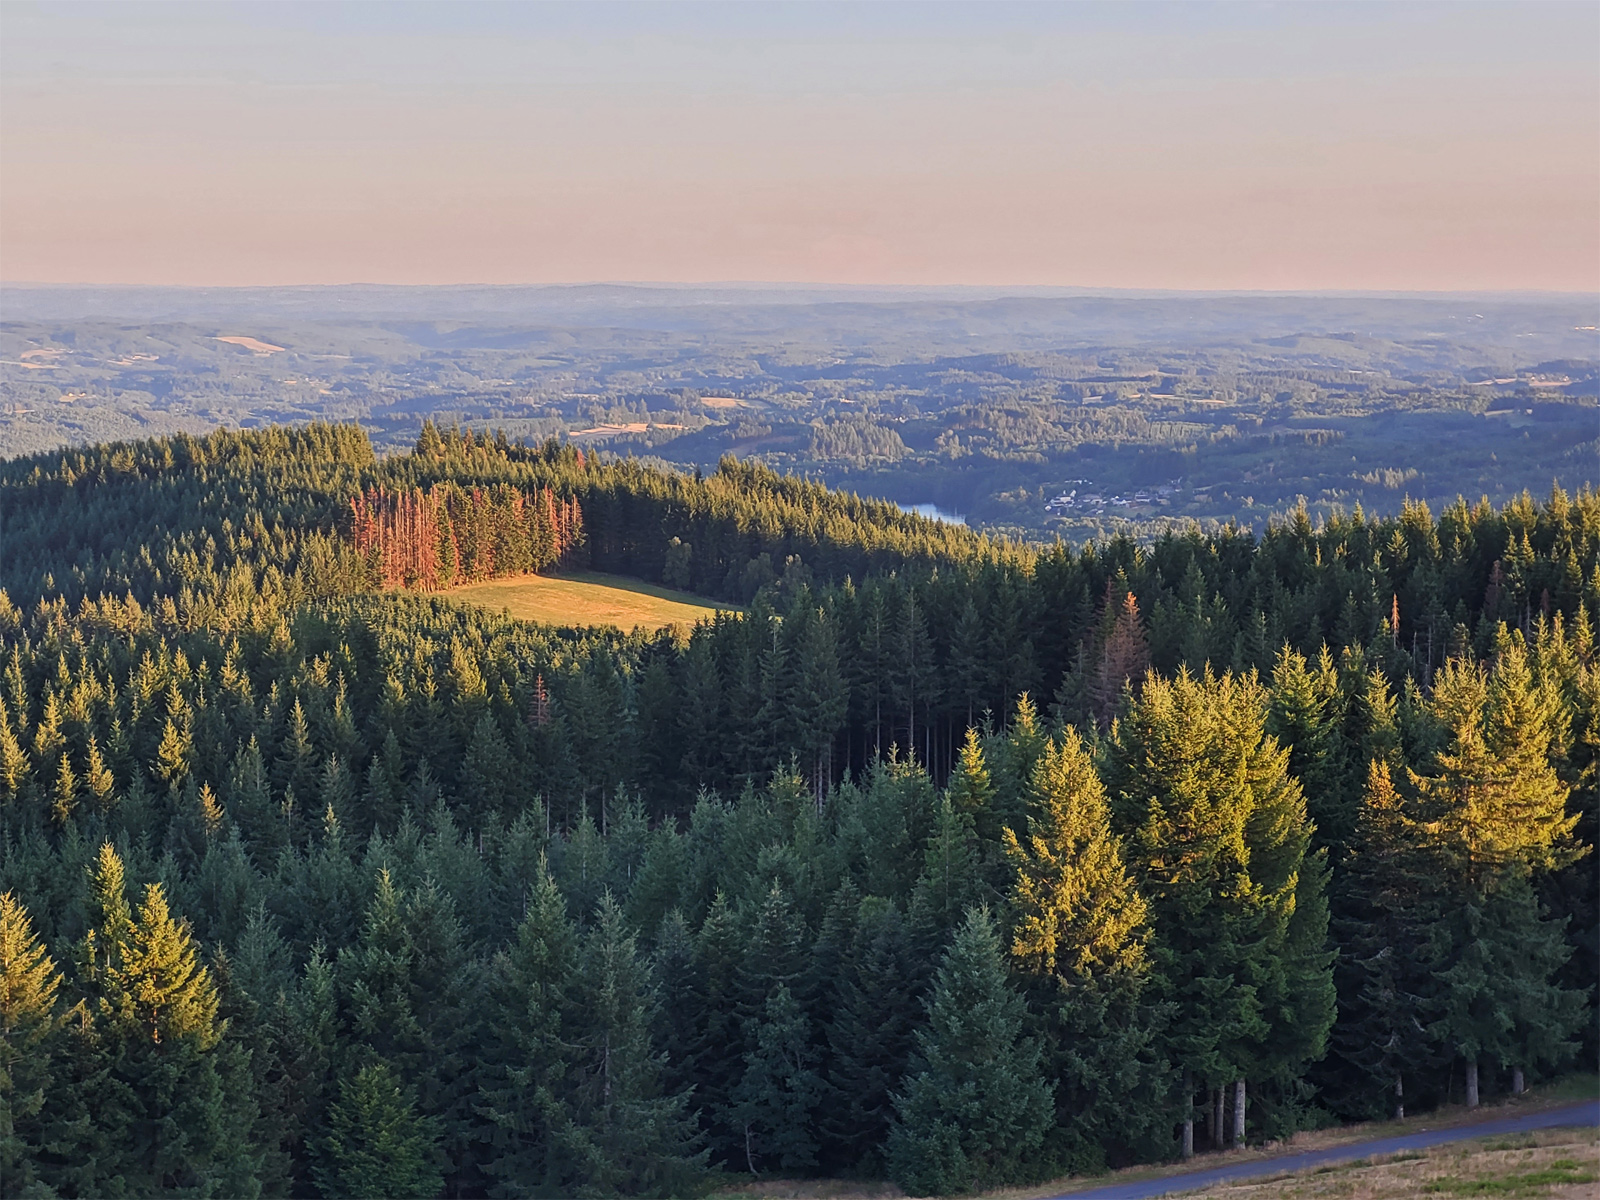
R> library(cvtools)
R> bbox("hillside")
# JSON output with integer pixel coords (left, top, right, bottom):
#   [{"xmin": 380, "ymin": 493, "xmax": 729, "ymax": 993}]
[{"xmin": 0, "ymin": 422, "xmax": 1594, "ymax": 1198}]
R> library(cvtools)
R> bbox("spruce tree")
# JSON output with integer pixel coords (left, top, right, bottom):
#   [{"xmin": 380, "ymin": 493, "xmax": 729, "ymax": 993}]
[
  {"xmin": 0, "ymin": 891, "xmax": 64, "ymax": 1191},
  {"xmin": 731, "ymin": 982, "xmax": 826, "ymax": 1173},
  {"xmin": 887, "ymin": 906, "xmax": 1052, "ymax": 1196},
  {"xmin": 480, "ymin": 855, "xmax": 582, "ymax": 1194},
  {"xmin": 315, "ymin": 1060, "xmax": 443, "ymax": 1200},
  {"xmin": 567, "ymin": 894, "xmax": 706, "ymax": 1196},
  {"xmin": 819, "ymin": 898, "xmax": 921, "ymax": 1173},
  {"xmin": 1004, "ymin": 731, "xmax": 1167, "ymax": 1169}
]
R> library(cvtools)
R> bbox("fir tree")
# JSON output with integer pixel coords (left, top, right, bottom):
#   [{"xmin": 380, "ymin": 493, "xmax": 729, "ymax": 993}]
[
  {"xmin": 1005, "ymin": 731, "xmax": 1148, "ymax": 981},
  {"xmin": 818, "ymin": 898, "xmax": 921, "ymax": 1173},
  {"xmin": 78, "ymin": 850, "xmax": 261, "ymax": 1194},
  {"xmin": 1004, "ymin": 731, "xmax": 1167, "ymax": 1170},
  {"xmin": 480, "ymin": 855, "xmax": 582, "ymax": 1194},
  {"xmin": 0, "ymin": 892, "xmax": 64, "ymax": 1191},
  {"xmin": 887, "ymin": 906, "xmax": 1052, "ymax": 1196},
  {"xmin": 567, "ymin": 894, "xmax": 706, "ymax": 1196},
  {"xmin": 315, "ymin": 1060, "xmax": 443, "ymax": 1200},
  {"xmin": 1107, "ymin": 669, "xmax": 1331, "ymax": 1153},
  {"xmin": 732, "ymin": 982, "xmax": 825, "ymax": 1174}
]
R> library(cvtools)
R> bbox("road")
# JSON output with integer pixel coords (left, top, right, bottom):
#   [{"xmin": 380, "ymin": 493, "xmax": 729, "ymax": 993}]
[{"xmin": 1042, "ymin": 1099, "xmax": 1600, "ymax": 1200}]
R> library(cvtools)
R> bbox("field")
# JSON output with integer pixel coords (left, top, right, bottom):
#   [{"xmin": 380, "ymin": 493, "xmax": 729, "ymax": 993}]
[{"xmin": 445, "ymin": 571, "xmax": 735, "ymax": 631}]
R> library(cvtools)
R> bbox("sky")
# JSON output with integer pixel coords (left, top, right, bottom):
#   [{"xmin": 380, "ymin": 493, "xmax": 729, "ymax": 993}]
[{"xmin": 2, "ymin": 1, "xmax": 1596, "ymax": 291}]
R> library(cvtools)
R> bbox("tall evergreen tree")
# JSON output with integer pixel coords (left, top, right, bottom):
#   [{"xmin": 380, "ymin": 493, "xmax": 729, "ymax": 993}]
[
  {"xmin": 0, "ymin": 891, "xmax": 64, "ymax": 1191},
  {"xmin": 1004, "ymin": 731, "xmax": 1168, "ymax": 1170},
  {"xmin": 887, "ymin": 906, "xmax": 1052, "ymax": 1196},
  {"xmin": 1107, "ymin": 669, "xmax": 1331, "ymax": 1153},
  {"xmin": 818, "ymin": 898, "xmax": 921, "ymax": 1174},
  {"xmin": 480, "ymin": 855, "xmax": 583, "ymax": 1195},
  {"xmin": 315, "ymin": 1060, "xmax": 443, "ymax": 1200},
  {"xmin": 567, "ymin": 894, "xmax": 706, "ymax": 1197}
]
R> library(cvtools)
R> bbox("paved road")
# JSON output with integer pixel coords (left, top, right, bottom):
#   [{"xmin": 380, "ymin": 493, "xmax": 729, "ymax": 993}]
[{"xmin": 1042, "ymin": 1099, "xmax": 1600, "ymax": 1200}]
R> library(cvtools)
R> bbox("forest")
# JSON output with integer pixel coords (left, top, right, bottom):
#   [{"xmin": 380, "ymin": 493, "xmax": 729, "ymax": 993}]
[{"xmin": 0, "ymin": 421, "xmax": 1594, "ymax": 1198}]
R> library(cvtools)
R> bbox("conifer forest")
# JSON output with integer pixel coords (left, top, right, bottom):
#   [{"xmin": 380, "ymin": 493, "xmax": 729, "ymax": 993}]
[{"xmin": 0, "ymin": 421, "xmax": 1594, "ymax": 1198}]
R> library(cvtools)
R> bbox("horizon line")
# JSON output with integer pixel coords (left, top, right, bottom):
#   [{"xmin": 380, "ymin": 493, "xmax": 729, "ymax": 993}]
[{"xmin": 3, "ymin": 280, "xmax": 1594, "ymax": 300}]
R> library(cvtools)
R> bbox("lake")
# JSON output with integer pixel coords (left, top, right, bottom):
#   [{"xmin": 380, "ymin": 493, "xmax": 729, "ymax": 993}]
[{"xmin": 895, "ymin": 502, "xmax": 967, "ymax": 526}]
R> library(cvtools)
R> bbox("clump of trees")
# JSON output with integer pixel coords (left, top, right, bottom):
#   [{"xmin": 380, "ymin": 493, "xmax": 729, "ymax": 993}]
[{"xmin": 350, "ymin": 482, "xmax": 584, "ymax": 590}]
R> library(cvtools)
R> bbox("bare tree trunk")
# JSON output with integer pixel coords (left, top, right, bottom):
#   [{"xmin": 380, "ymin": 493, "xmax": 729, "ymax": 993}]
[
  {"xmin": 1394, "ymin": 1073, "xmax": 1404, "ymax": 1121},
  {"xmin": 1232, "ymin": 1079, "xmax": 1246, "ymax": 1150},
  {"xmin": 745, "ymin": 1122, "xmax": 757, "ymax": 1176},
  {"xmin": 1211, "ymin": 1086, "xmax": 1223, "ymax": 1149},
  {"xmin": 1512, "ymin": 1067, "xmax": 1525, "ymax": 1095},
  {"xmin": 1182, "ymin": 1071, "xmax": 1194, "ymax": 1160},
  {"xmin": 1465, "ymin": 1058, "xmax": 1480, "ymax": 1108}
]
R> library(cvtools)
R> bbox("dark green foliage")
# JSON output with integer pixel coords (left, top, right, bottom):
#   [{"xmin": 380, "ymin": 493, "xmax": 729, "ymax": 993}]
[
  {"xmin": 888, "ymin": 906, "xmax": 1053, "ymax": 1195},
  {"xmin": 315, "ymin": 1060, "xmax": 443, "ymax": 1200},
  {"xmin": 818, "ymin": 898, "xmax": 921, "ymax": 1173}
]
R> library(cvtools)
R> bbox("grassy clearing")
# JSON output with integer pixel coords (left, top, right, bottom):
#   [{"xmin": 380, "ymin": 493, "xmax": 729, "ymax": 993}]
[
  {"xmin": 445, "ymin": 571, "xmax": 736, "ymax": 632},
  {"xmin": 1168, "ymin": 1126, "xmax": 1598, "ymax": 1198}
]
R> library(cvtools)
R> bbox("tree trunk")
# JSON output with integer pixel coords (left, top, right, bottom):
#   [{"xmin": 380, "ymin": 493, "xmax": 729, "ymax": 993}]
[
  {"xmin": 1232, "ymin": 1079, "xmax": 1246, "ymax": 1149},
  {"xmin": 1394, "ymin": 1073, "xmax": 1404, "ymax": 1121},
  {"xmin": 1213, "ymin": 1087, "xmax": 1224, "ymax": 1149},
  {"xmin": 1512, "ymin": 1067, "xmax": 1525, "ymax": 1095},
  {"xmin": 1465, "ymin": 1058, "xmax": 1479, "ymax": 1108},
  {"xmin": 1182, "ymin": 1071, "xmax": 1194, "ymax": 1160}
]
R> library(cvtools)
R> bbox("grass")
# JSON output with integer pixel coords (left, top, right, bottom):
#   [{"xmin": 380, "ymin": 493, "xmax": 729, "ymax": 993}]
[
  {"xmin": 1167, "ymin": 1127, "xmax": 1598, "ymax": 1198},
  {"xmin": 713, "ymin": 1076, "xmax": 1598, "ymax": 1200},
  {"xmin": 445, "ymin": 571, "xmax": 737, "ymax": 632}
]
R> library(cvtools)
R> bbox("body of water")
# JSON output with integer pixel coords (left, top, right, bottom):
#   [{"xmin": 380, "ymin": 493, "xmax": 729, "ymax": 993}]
[{"xmin": 895, "ymin": 501, "xmax": 967, "ymax": 526}]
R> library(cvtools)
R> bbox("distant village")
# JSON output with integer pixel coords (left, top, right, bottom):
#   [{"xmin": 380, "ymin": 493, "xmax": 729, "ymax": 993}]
[{"xmin": 1045, "ymin": 479, "xmax": 1180, "ymax": 514}]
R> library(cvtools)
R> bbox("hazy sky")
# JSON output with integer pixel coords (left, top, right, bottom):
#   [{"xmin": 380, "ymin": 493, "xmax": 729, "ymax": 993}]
[{"xmin": 3, "ymin": 1, "xmax": 1596, "ymax": 291}]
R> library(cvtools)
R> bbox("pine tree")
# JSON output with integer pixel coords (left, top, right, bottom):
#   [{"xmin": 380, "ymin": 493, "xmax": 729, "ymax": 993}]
[
  {"xmin": 1107, "ymin": 669, "xmax": 1331, "ymax": 1152},
  {"xmin": 818, "ymin": 898, "xmax": 921, "ymax": 1173},
  {"xmin": 480, "ymin": 854, "xmax": 582, "ymax": 1194},
  {"xmin": 0, "ymin": 892, "xmax": 64, "ymax": 1190},
  {"xmin": 1003, "ymin": 731, "xmax": 1167, "ymax": 1169},
  {"xmin": 567, "ymin": 894, "xmax": 706, "ymax": 1196},
  {"xmin": 731, "ymin": 982, "xmax": 825, "ymax": 1173},
  {"xmin": 77, "ymin": 849, "xmax": 261, "ymax": 1194},
  {"xmin": 315, "ymin": 1060, "xmax": 443, "ymax": 1200},
  {"xmin": 887, "ymin": 906, "xmax": 1052, "ymax": 1196}
]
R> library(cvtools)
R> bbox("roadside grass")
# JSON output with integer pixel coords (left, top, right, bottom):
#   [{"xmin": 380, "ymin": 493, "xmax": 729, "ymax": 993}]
[
  {"xmin": 705, "ymin": 1075, "xmax": 1597, "ymax": 1200},
  {"xmin": 1165, "ymin": 1126, "xmax": 1597, "ymax": 1198},
  {"xmin": 444, "ymin": 571, "xmax": 737, "ymax": 632},
  {"xmin": 1001, "ymin": 1074, "xmax": 1599, "ymax": 1200}
]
